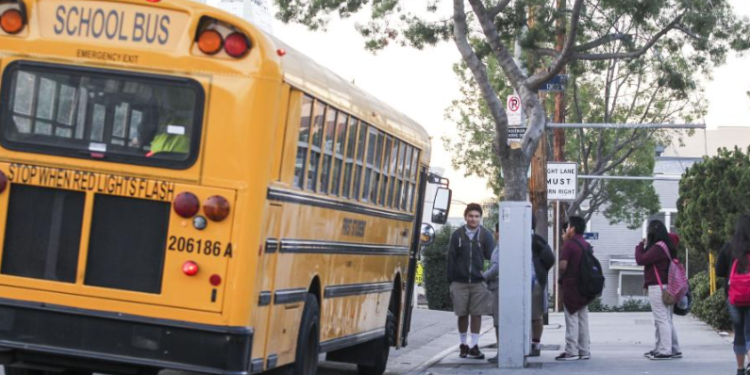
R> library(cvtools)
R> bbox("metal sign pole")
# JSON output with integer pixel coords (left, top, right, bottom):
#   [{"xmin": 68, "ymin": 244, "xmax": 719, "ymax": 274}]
[{"xmin": 554, "ymin": 200, "xmax": 560, "ymax": 312}]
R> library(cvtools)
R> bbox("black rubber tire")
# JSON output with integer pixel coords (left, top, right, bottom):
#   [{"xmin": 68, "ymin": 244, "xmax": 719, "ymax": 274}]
[
  {"xmin": 4, "ymin": 368, "xmax": 92, "ymax": 375},
  {"xmin": 356, "ymin": 310, "xmax": 395, "ymax": 375},
  {"xmin": 292, "ymin": 294, "xmax": 320, "ymax": 375},
  {"xmin": 3, "ymin": 368, "xmax": 46, "ymax": 375}
]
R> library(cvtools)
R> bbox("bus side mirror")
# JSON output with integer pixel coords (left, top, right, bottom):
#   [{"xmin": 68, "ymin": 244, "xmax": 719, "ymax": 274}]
[
  {"xmin": 431, "ymin": 187, "xmax": 452, "ymax": 224},
  {"xmin": 420, "ymin": 223, "xmax": 436, "ymax": 246}
]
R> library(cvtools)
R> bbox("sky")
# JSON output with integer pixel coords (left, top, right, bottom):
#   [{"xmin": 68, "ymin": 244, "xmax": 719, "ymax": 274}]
[{"xmin": 264, "ymin": 0, "xmax": 750, "ymax": 216}]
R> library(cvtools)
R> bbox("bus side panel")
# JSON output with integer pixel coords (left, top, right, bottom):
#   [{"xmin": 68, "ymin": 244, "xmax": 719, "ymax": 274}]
[{"xmin": 249, "ymin": 203, "xmax": 279, "ymax": 371}]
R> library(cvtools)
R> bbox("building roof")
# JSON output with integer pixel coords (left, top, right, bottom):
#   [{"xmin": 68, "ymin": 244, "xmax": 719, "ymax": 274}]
[{"xmin": 663, "ymin": 126, "xmax": 750, "ymax": 158}]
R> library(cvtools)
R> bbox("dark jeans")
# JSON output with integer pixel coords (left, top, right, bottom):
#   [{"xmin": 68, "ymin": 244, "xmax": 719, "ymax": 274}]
[{"xmin": 727, "ymin": 300, "xmax": 750, "ymax": 355}]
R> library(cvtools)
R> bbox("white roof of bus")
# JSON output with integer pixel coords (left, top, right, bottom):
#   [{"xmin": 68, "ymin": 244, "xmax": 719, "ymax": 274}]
[{"xmin": 268, "ymin": 36, "xmax": 432, "ymax": 163}]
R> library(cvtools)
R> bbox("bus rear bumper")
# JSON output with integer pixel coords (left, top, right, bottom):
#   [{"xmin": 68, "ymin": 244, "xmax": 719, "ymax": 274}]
[{"xmin": 0, "ymin": 298, "xmax": 253, "ymax": 375}]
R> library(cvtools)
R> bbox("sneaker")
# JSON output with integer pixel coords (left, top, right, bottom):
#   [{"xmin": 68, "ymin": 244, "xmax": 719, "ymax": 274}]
[
  {"xmin": 459, "ymin": 344, "xmax": 469, "ymax": 358},
  {"xmin": 487, "ymin": 355, "xmax": 498, "ymax": 364},
  {"xmin": 649, "ymin": 353, "xmax": 673, "ymax": 360},
  {"xmin": 555, "ymin": 353, "xmax": 579, "ymax": 361},
  {"xmin": 528, "ymin": 343, "xmax": 541, "ymax": 357},
  {"xmin": 467, "ymin": 345, "xmax": 485, "ymax": 360},
  {"xmin": 738, "ymin": 369, "xmax": 746, "ymax": 375},
  {"xmin": 644, "ymin": 350, "xmax": 656, "ymax": 358},
  {"xmin": 579, "ymin": 354, "xmax": 591, "ymax": 360},
  {"xmin": 672, "ymin": 352, "xmax": 683, "ymax": 359}
]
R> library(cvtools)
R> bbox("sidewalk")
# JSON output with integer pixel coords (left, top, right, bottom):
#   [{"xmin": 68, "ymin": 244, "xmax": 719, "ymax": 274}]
[
  {"xmin": 423, "ymin": 312, "xmax": 736, "ymax": 375},
  {"xmin": 317, "ymin": 308, "xmax": 493, "ymax": 375}
]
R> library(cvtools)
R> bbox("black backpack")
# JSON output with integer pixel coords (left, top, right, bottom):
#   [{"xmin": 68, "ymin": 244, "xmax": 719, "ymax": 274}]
[{"xmin": 572, "ymin": 240, "xmax": 605, "ymax": 300}]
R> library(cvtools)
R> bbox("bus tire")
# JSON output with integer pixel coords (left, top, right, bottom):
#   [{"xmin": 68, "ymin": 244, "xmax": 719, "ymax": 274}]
[
  {"xmin": 293, "ymin": 294, "xmax": 320, "ymax": 375},
  {"xmin": 356, "ymin": 310, "xmax": 394, "ymax": 375},
  {"xmin": 4, "ymin": 367, "xmax": 91, "ymax": 375}
]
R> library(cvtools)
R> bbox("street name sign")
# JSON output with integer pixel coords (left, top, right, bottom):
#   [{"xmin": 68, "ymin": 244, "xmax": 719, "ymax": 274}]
[
  {"xmin": 540, "ymin": 74, "xmax": 568, "ymax": 92},
  {"xmin": 584, "ymin": 232, "xmax": 599, "ymax": 241},
  {"xmin": 547, "ymin": 162, "xmax": 577, "ymax": 201},
  {"xmin": 508, "ymin": 127, "xmax": 527, "ymax": 139}
]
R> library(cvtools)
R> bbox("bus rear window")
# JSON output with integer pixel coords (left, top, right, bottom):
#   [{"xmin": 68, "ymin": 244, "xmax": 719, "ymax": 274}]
[{"xmin": 0, "ymin": 62, "xmax": 204, "ymax": 169}]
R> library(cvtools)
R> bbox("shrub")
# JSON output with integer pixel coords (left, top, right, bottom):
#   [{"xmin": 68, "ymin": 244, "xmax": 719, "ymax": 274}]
[
  {"xmin": 589, "ymin": 297, "xmax": 651, "ymax": 312},
  {"xmin": 422, "ymin": 224, "xmax": 454, "ymax": 311},
  {"xmin": 690, "ymin": 271, "xmax": 732, "ymax": 331}
]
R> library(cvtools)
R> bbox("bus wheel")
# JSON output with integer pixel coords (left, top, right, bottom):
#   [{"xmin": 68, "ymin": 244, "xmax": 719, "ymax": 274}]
[
  {"xmin": 356, "ymin": 310, "xmax": 395, "ymax": 375},
  {"xmin": 293, "ymin": 294, "xmax": 320, "ymax": 375},
  {"xmin": 4, "ymin": 368, "xmax": 91, "ymax": 375},
  {"xmin": 4, "ymin": 367, "xmax": 46, "ymax": 375}
]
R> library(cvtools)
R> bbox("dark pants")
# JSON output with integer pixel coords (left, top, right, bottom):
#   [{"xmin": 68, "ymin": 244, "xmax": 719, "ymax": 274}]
[{"xmin": 727, "ymin": 300, "xmax": 750, "ymax": 355}]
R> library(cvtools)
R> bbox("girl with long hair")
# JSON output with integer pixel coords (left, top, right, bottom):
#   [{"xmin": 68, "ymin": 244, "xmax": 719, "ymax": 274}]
[
  {"xmin": 717, "ymin": 215, "xmax": 750, "ymax": 375},
  {"xmin": 635, "ymin": 219, "xmax": 682, "ymax": 360}
]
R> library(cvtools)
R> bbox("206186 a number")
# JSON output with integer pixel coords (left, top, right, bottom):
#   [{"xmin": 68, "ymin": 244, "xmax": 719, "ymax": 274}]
[{"xmin": 168, "ymin": 236, "xmax": 234, "ymax": 258}]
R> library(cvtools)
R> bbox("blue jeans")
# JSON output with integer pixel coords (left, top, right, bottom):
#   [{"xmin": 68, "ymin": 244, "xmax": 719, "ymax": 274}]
[{"xmin": 727, "ymin": 301, "xmax": 750, "ymax": 355}]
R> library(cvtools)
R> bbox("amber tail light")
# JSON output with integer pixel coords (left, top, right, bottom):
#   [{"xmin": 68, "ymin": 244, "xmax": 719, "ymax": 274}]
[
  {"xmin": 203, "ymin": 196, "xmax": 230, "ymax": 222},
  {"xmin": 0, "ymin": 9, "xmax": 25, "ymax": 34}
]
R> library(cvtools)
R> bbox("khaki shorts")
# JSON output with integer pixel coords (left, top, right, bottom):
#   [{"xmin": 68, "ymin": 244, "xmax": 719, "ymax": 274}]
[{"xmin": 450, "ymin": 282, "xmax": 491, "ymax": 317}]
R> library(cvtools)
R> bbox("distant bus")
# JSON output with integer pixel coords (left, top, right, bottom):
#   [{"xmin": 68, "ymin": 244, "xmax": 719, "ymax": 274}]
[{"xmin": 0, "ymin": 1, "xmax": 444, "ymax": 375}]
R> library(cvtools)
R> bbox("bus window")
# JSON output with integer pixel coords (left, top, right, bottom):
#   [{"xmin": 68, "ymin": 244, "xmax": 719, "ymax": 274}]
[
  {"xmin": 362, "ymin": 128, "xmax": 378, "ymax": 202},
  {"xmin": 306, "ymin": 100, "xmax": 326, "ymax": 191},
  {"xmin": 368, "ymin": 130, "xmax": 384, "ymax": 203},
  {"xmin": 342, "ymin": 117, "xmax": 358, "ymax": 198},
  {"xmin": 319, "ymin": 107, "xmax": 337, "ymax": 194},
  {"xmin": 393, "ymin": 142, "xmax": 406, "ymax": 209},
  {"xmin": 379, "ymin": 135, "xmax": 392, "ymax": 205},
  {"xmin": 401, "ymin": 146, "xmax": 412, "ymax": 210},
  {"xmin": 408, "ymin": 149, "xmax": 420, "ymax": 211},
  {"xmin": 352, "ymin": 123, "xmax": 367, "ymax": 200},
  {"xmin": 294, "ymin": 96, "xmax": 314, "ymax": 189},
  {"xmin": 1, "ymin": 63, "xmax": 203, "ymax": 168},
  {"xmin": 330, "ymin": 113, "xmax": 348, "ymax": 196},
  {"xmin": 387, "ymin": 139, "xmax": 399, "ymax": 207}
]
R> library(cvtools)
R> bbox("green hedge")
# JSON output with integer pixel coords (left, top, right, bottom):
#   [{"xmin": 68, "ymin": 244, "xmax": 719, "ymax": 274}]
[
  {"xmin": 589, "ymin": 297, "xmax": 651, "ymax": 312},
  {"xmin": 422, "ymin": 224, "xmax": 454, "ymax": 311},
  {"xmin": 690, "ymin": 271, "xmax": 732, "ymax": 331}
]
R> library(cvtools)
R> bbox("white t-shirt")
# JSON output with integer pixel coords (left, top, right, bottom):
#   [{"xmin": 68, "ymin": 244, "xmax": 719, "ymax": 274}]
[{"xmin": 465, "ymin": 226, "xmax": 479, "ymax": 240}]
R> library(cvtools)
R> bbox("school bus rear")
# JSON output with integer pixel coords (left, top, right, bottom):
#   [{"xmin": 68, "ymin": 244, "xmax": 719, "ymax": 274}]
[{"xmin": 0, "ymin": 0, "xmax": 282, "ymax": 374}]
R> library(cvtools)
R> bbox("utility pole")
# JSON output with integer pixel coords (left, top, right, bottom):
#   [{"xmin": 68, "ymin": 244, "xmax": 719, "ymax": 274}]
[
  {"xmin": 528, "ymin": 6, "xmax": 549, "ymax": 242},
  {"xmin": 552, "ymin": 0, "xmax": 566, "ymax": 313}
]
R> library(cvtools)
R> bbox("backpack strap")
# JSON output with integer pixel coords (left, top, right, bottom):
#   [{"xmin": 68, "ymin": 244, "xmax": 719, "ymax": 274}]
[
  {"xmin": 655, "ymin": 241, "xmax": 672, "ymax": 262},
  {"xmin": 654, "ymin": 267, "xmax": 664, "ymax": 288}
]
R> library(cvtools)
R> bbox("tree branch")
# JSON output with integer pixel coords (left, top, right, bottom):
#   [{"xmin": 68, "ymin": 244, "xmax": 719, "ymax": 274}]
[
  {"xmin": 488, "ymin": 0, "xmax": 513, "ymax": 19},
  {"xmin": 452, "ymin": 0, "xmax": 509, "ymax": 160},
  {"xmin": 466, "ymin": 0, "xmax": 526, "ymax": 89},
  {"xmin": 572, "ymin": 13, "xmax": 685, "ymax": 61},
  {"xmin": 575, "ymin": 33, "xmax": 632, "ymax": 52},
  {"xmin": 526, "ymin": 0, "xmax": 585, "ymax": 90}
]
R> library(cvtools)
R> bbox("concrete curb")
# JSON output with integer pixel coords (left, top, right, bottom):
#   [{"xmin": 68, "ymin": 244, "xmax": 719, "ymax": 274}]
[{"xmin": 403, "ymin": 324, "xmax": 495, "ymax": 375}]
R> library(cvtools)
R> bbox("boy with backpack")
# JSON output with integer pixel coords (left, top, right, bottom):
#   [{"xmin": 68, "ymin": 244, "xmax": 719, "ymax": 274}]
[
  {"xmin": 556, "ymin": 216, "xmax": 600, "ymax": 361},
  {"xmin": 446, "ymin": 203, "xmax": 496, "ymax": 359}
]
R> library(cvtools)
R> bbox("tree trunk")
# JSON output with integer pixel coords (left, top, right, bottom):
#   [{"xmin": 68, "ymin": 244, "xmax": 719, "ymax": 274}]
[{"xmin": 501, "ymin": 149, "xmax": 529, "ymax": 201}]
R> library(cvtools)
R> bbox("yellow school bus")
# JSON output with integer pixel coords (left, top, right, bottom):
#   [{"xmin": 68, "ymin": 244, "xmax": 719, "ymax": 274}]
[{"xmin": 0, "ymin": 0, "xmax": 437, "ymax": 375}]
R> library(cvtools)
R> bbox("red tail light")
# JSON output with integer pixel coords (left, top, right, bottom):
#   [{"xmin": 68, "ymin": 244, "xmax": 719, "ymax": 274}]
[
  {"xmin": 225, "ymin": 33, "xmax": 249, "ymax": 58},
  {"xmin": 182, "ymin": 261, "xmax": 199, "ymax": 276},
  {"xmin": 210, "ymin": 274, "xmax": 222, "ymax": 286},
  {"xmin": 0, "ymin": 9, "xmax": 24, "ymax": 34},
  {"xmin": 174, "ymin": 192, "xmax": 200, "ymax": 218},
  {"xmin": 204, "ymin": 196, "xmax": 230, "ymax": 222},
  {"xmin": 0, "ymin": 170, "xmax": 8, "ymax": 194}
]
